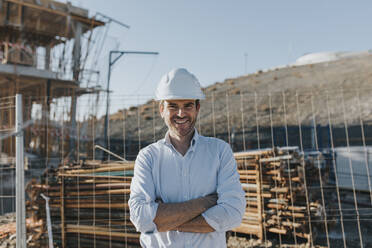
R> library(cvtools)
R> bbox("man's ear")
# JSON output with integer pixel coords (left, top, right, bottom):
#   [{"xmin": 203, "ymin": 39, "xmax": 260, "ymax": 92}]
[
  {"xmin": 196, "ymin": 101, "xmax": 200, "ymax": 112},
  {"xmin": 159, "ymin": 102, "xmax": 164, "ymax": 119}
]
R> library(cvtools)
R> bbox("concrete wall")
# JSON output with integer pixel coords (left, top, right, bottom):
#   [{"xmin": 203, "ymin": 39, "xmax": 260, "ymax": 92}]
[{"xmin": 333, "ymin": 146, "xmax": 372, "ymax": 192}]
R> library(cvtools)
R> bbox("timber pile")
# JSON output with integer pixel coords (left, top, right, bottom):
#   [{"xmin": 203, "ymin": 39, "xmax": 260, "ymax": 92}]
[
  {"xmin": 26, "ymin": 160, "xmax": 140, "ymax": 248},
  {"xmin": 233, "ymin": 147, "xmax": 329, "ymax": 245}
]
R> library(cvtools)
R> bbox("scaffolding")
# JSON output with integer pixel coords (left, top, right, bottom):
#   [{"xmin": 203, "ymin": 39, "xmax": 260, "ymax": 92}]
[{"xmin": 0, "ymin": 0, "xmax": 105, "ymax": 159}]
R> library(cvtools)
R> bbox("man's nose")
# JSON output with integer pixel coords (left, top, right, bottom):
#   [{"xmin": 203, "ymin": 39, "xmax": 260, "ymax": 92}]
[{"xmin": 177, "ymin": 108, "xmax": 185, "ymax": 117}]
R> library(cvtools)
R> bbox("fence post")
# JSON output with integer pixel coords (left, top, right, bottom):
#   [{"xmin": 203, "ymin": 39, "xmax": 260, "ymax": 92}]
[{"xmin": 16, "ymin": 94, "xmax": 27, "ymax": 248}]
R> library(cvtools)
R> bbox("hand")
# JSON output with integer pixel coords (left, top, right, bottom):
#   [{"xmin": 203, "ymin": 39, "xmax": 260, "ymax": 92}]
[
  {"xmin": 200, "ymin": 193, "xmax": 218, "ymax": 211},
  {"xmin": 154, "ymin": 193, "xmax": 218, "ymax": 232}
]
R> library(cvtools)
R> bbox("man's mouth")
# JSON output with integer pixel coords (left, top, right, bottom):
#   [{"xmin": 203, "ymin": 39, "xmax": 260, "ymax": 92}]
[{"xmin": 174, "ymin": 118, "xmax": 189, "ymax": 124}]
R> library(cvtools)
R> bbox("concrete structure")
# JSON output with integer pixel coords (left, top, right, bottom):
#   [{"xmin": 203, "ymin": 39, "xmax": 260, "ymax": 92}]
[
  {"xmin": 0, "ymin": 0, "xmax": 104, "ymax": 159},
  {"xmin": 333, "ymin": 146, "xmax": 372, "ymax": 192}
]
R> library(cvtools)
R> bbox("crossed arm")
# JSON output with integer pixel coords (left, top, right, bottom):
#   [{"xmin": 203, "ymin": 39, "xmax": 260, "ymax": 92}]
[
  {"xmin": 171, "ymin": 215, "xmax": 214, "ymax": 233},
  {"xmin": 129, "ymin": 144, "xmax": 245, "ymax": 234},
  {"xmin": 153, "ymin": 194, "xmax": 217, "ymax": 233}
]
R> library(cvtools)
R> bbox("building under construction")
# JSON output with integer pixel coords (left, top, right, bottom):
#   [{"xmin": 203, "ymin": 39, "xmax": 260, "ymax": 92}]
[
  {"xmin": 0, "ymin": 0, "xmax": 112, "ymax": 220},
  {"xmin": 0, "ymin": 0, "xmax": 106, "ymax": 162}
]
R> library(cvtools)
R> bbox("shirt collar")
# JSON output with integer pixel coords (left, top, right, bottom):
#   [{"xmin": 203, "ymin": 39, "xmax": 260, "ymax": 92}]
[{"xmin": 164, "ymin": 128, "xmax": 199, "ymax": 152}]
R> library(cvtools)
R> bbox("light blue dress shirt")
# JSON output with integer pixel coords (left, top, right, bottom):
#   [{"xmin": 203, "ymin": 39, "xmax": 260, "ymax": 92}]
[{"xmin": 129, "ymin": 129, "xmax": 246, "ymax": 248}]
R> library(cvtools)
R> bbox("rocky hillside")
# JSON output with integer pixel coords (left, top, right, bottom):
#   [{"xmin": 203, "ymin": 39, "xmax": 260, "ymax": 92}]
[{"xmin": 101, "ymin": 53, "xmax": 372, "ymax": 146}]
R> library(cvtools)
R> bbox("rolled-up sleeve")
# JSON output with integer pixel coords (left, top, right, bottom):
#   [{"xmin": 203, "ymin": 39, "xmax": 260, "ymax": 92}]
[
  {"xmin": 128, "ymin": 149, "xmax": 159, "ymax": 233},
  {"xmin": 202, "ymin": 142, "xmax": 246, "ymax": 232}
]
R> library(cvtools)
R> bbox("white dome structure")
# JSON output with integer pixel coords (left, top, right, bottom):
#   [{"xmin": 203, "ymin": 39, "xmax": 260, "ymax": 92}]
[{"xmin": 293, "ymin": 50, "xmax": 372, "ymax": 66}]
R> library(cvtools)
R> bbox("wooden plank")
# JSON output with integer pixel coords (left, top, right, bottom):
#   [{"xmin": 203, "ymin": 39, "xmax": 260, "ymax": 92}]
[
  {"xmin": 66, "ymin": 224, "xmax": 140, "ymax": 239},
  {"xmin": 50, "ymin": 203, "xmax": 128, "ymax": 209},
  {"xmin": 260, "ymin": 155, "xmax": 292, "ymax": 162},
  {"xmin": 245, "ymin": 192, "xmax": 272, "ymax": 198},
  {"xmin": 282, "ymin": 221, "xmax": 302, "ymax": 228},
  {"xmin": 232, "ymin": 223, "xmax": 261, "ymax": 236},
  {"xmin": 64, "ymin": 164, "xmax": 134, "ymax": 174},
  {"xmin": 240, "ymin": 175, "xmax": 257, "ymax": 180},
  {"xmin": 4, "ymin": 0, "xmax": 104, "ymax": 27},
  {"xmin": 268, "ymin": 227, "xmax": 287, "ymax": 235},
  {"xmin": 237, "ymin": 169, "xmax": 258, "ymax": 175},
  {"xmin": 60, "ymin": 173, "xmax": 66, "ymax": 248},
  {"xmin": 280, "ymin": 211, "xmax": 305, "ymax": 218},
  {"xmin": 234, "ymin": 149, "xmax": 273, "ymax": 159},
  {"xmin": 58, "ymin": 173, "xmax": 129, "ymax": 179},
  {"xmin": 270, "ymin": 187, "xmax": 288, "ymax": 193},
  {"xmin": 256, "ymin": 164, "xmax": 263, "ymax": 240},
  {"xmin": 266, "ymin": 169, "xmax": 280, "ymax": 175}
]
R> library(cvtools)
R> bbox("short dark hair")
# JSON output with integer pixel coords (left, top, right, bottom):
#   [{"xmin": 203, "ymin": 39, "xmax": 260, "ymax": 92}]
[{"xmin": 159, "ymin": 99, "xmax": 200, "ymax": 107}]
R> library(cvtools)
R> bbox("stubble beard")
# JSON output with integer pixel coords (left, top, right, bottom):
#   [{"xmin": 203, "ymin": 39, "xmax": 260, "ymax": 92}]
[{"xmin": 168, "ymin": 117, "xmax": 196, "ymax": 138}]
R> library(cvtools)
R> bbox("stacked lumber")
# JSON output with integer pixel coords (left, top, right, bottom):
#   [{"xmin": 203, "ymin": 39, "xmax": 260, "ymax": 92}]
[
  {"xmin": 26, "ymin": 160, "xmax": 140, "ymax": 248},
  {"xmin": 233, "ymin": 147, "xmax": 328, "ymax": 244}
]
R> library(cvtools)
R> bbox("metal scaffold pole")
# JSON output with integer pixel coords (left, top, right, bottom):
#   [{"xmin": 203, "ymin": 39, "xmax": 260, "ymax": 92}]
[{"xmin": 16, "ymin": 94, "xmax": 27, "ymax": 248}]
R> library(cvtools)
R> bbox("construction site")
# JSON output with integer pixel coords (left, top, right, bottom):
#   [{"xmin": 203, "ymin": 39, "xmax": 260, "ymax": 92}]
[{"xmin": 1, "ymin": 0, "xmax": 372, "ymax": 247}]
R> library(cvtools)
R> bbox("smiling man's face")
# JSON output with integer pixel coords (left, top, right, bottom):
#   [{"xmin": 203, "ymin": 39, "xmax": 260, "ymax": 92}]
[{"xmin": 160, "ymin": 99, "xmax": 200, "ymax": 138}]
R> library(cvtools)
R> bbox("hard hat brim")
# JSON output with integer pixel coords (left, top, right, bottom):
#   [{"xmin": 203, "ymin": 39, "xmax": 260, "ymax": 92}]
[{"xmin": 155, "ymin": 94, "xmax": 205, "ymax": 101}]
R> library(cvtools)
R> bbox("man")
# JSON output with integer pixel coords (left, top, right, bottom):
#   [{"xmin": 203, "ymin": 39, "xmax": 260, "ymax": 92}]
[{"xmin": 129, "ymin": 68, "xmax": 246, "ymax": 247}]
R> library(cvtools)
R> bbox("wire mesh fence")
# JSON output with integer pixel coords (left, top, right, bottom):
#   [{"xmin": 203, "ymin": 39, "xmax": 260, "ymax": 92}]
[
  {"xmin": 0, "ymin": 96, "xmax": 16, "ymax": 216},
  {"xmin": 1, "ymin": 88, "xmax": 372, "ymax": 247}
]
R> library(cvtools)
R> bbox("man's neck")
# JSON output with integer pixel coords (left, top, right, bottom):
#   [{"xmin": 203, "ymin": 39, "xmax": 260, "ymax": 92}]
[{"xmin": 169, "ymin": 130, "xmax": 195, "ymax": 156}]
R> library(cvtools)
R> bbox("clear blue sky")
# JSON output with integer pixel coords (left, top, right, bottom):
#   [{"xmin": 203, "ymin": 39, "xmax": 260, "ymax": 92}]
[{"xmin": 67, "ymin": 0, "xmax": 372, "ymax": 110}]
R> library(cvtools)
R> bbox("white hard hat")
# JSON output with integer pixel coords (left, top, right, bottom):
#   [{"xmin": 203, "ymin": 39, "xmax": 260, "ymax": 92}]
[{"xmin": 155, "ymin": 68, "xmax": 205, "ymax": 100}]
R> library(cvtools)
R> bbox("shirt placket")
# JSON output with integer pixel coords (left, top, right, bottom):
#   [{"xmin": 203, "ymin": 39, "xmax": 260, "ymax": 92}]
[
  {"xmin": 184, "ymin": 151, "xmax": 193, "ymax": 248},
  {"xmin": 182, "ymin": 157, "xmax": 188, "ymax": 201}
]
